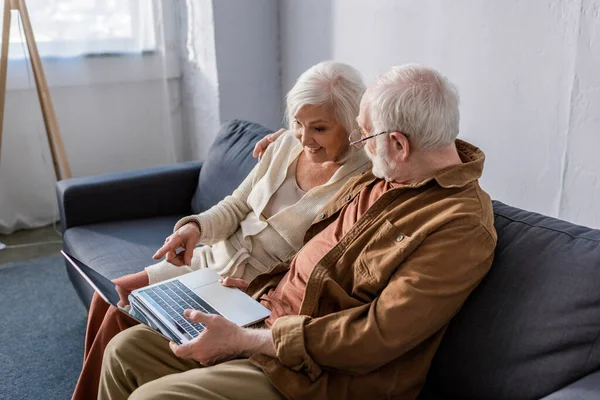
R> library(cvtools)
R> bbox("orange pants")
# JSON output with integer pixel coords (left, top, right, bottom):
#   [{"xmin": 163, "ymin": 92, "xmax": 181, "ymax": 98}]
[{"xmin": 72, "ymin": 272, "xmax": 148, "ymax": 400}]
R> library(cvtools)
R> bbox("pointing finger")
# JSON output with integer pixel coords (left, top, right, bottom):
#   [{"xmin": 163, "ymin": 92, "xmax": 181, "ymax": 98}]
[
  {"xmin": 153, "ymin": 237, "xmax": 179, "ymax": 259},
  {"xmin": 166, "ymin": 251, "xmax": 185, "ymax": 266}
]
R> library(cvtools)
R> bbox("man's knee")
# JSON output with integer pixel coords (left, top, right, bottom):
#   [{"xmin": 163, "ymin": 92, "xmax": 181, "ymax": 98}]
[
  {"xmin": 103, "ymin": 325, "xmax": 153, "ymax": 370},
  {"xmin": 128, "ymin": 360, "xmax": 283, "ymax": 400},
  {"xmin": 129, "ymin": 383, "xmax": 156, "ymax": 400},
  {"xmin": 128, "ymin": 379, "xmax": 174, "ymax": 400},
  {"xmin": 127, "ymin": 370, "xmax": 241, "ymax": 400}
]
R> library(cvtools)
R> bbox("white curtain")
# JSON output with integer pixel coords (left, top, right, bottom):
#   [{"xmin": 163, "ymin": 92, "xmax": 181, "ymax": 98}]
[
  {"xmin": 177, "ymin": 0, "xmax": 221, "ymax": 162},
  {"xmin": 0, "ymin": 0, "xmax": 181, "ymax": 234}
]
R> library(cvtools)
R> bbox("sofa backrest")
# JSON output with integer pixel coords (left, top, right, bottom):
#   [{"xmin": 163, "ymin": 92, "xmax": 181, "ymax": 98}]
[
  {"xmin": 191, "ymin": 119, "xmax": 272, "ymax": 214},
  {"xmin": 423, "ymin": 201, "xmax": 600, "ymax": 400}
]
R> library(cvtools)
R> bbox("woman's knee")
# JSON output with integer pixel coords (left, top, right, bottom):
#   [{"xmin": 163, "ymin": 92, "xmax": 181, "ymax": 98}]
[
  {"xmin": 105, "ymin": 304, "xmax": 130, "ymax": 323},
  {"xmin": 89, "ymin": 292, "xmax": 109, "ymax": 314}
]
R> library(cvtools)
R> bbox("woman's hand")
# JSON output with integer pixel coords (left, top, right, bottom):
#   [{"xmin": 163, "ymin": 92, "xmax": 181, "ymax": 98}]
[
  {"xmin": 153, "ymin": 222, "xmax": 201, "ymax": 267},
  {"xmin": 219, "ymin": 276, "xmax": 249, "ymax": 292},
  {"xmin": 113, "ymin": 270, "xmax": 150, "ymax": 307},
  {"xmin": 253, "ymin": 129, "xmax": 286, "ymax": 160}
]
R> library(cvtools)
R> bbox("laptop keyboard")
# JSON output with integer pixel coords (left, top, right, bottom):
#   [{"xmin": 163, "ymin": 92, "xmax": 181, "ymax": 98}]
[{"xmin": 141, "ymin": 280, "xmax": 221, "ymax": 338}]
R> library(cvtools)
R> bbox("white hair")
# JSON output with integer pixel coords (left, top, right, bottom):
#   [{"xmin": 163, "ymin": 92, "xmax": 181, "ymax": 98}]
[
  {"xmin": 285, "ymin": 61, "xmax": 365, "ymax": 143},
  {"xmin": 367, "ymin": 64, "xmax": 460, "ymax": 151}
]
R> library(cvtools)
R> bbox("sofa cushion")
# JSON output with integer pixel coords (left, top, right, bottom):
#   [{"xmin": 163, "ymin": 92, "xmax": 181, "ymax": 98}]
[
  {"xmin": 63, "ymin": 215, "xmax": 184, "ymax": 307},
  {"xmin": 424, "ymin": 201, "xmax": 600, "ymax": 400},
  {"xmin": 191, "ymin": 119, "xmax": 272, "ymax": 214},
  {"xmin": 64, "ymin": 215, "xmax": 185, "ymax": 279}
]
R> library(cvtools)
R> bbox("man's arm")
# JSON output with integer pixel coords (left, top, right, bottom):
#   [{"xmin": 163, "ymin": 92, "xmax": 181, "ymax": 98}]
[
  {"xmin": 241, "ymin": 329, "xmax": 277, "ymax": 358},
  {"xmin": 270, "ymin": 222, "xmax": 496, "ymax": 378},
  {"xmin": 253, "ymin": 128, "xmax": 286, "ymax": 160}
]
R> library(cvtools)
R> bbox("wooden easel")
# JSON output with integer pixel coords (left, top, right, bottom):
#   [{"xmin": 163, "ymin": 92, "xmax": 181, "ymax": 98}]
[{"xmin": 0, "ymin": 0, "xmax": 71, "ymax": 180}]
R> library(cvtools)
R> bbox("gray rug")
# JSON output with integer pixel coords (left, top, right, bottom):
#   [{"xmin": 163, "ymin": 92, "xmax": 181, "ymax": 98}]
[{"xmin": 0, "ymin": 255, "xmax": 86, "ymax": 400}]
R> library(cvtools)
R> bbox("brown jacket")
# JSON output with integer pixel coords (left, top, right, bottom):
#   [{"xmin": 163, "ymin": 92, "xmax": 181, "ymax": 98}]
[{"xmin": 247, "ymin": 140, "xmax": 497, "ymax": 400}]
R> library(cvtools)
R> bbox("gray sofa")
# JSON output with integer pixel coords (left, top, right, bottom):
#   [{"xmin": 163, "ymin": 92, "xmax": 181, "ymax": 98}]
[{"xmin": 56, "ymin": 119, "xmax": 600, "ymax": 399}]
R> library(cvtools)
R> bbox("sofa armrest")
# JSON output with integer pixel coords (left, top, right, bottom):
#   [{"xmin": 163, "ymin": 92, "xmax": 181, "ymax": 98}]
[
  {"xmin": 541, "ymin": 370, "xmax": 600, "ymax": 399},
  {"xmin": 56, "ymin": 161, "xmax": 202, "ymax": 231}
]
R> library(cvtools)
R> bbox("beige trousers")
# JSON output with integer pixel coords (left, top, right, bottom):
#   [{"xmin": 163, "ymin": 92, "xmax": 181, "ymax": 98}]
[{"xmin": 98, "ymin": 325, "xmax": 284, "ymax": 400}]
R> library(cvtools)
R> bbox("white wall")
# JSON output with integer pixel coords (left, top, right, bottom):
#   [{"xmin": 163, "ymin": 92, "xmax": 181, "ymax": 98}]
[
  {"xmin": 213, "ymin": 0, "xmax": 282, "ymax": 130},
  {"xmin": 280, "ymin": 0, "xmax": 600, "ymax": 228},
  {"xmin": 558, "ymin": 0, "xmax": 600, "ymax": 226},
  {"xmin": 177, "ymin": 0, "xmax": 282, "ymax": 162}
]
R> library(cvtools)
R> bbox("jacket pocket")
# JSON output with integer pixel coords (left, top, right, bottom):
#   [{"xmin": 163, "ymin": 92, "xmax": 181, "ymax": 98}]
[{"xmin": 354, "ymin": 220, "xmax": 416, "ymax": 294}]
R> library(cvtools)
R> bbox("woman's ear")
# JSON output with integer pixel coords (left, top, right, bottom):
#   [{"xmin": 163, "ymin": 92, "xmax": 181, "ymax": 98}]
[{"xmin": 389, "ymin": 131, "xmax": 410, "ymax": 162}]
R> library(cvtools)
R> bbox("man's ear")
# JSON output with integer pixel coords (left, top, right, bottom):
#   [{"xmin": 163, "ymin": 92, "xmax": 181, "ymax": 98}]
[{"xmin": 389, "ymin": 131, "xmax": 410, "ymax": 162}]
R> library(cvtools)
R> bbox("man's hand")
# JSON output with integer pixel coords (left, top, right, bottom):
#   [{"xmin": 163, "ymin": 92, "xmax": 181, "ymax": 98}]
[
  {"xmin": 153, "ymin": 222, "xmax": 200, "ymax": 266},
  {"xmin": 169, "ymin": 310, "xmax": 276, "ymax": 366},
  {"xmin": 253, "ymin": 129, "xmax": 286, "ymax": 160},
  {"xmin": 113, "ymin": 270, "xmax": 150, "ymax": 307}
]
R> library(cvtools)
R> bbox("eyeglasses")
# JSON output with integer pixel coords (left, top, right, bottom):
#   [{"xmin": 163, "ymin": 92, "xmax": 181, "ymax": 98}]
[{"xmin": 348, "ymin": 128, "xmax": 409, "ymax": 148}]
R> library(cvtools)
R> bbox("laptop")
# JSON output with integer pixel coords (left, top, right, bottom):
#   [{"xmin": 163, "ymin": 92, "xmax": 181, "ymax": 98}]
[{"xmin": 61, "ymin": 251, "xmax": 270, "ymax": 344}]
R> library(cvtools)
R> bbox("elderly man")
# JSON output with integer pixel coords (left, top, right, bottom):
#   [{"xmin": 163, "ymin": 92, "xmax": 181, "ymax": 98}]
[{"xmin": 99, "ymin": 64, "xmax": 497, "ymax": 400}]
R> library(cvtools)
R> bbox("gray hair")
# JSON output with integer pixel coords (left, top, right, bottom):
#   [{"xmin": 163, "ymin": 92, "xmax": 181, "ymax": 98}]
[
  {"xmin": 368, "ymin": 64, "xmax": 460, "ymax": 151},
  {"xmin": 285, "ymin": 61, "xmax": 365, "ymax": 142}
]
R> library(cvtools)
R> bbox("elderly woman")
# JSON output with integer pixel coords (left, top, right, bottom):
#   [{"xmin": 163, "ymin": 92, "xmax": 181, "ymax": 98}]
[{"xmin": 71, "ymin": 61, "xmax": 371, "ymax": 400}]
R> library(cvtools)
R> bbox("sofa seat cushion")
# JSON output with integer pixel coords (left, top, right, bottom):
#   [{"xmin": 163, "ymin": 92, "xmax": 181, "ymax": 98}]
[
  {"xmin": 64, "ymin": 215, "xmax": 184, "ymax": 279},
  {"xmin": 191, "ymin": 119, "xmax": 272, "ymax": 214},
  {"xmin": 63, "ymin": 215, "xmax": 184, "ymax": 308},
  {"xmin": 425, "ymin": 201, "xmax": 600, "ymax": 400}
]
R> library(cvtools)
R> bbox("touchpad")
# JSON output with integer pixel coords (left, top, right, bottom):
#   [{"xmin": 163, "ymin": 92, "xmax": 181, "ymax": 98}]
[
  {"xmin": 195, "ymin": 283, "xmax": 270, "ymax": 327},
  {"xmin": 178, "ymin": 268, "xmax": 220, "ymax": 289}
]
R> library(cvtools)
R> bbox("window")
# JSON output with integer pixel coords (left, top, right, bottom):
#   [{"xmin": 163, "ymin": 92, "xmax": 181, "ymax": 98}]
[{"xmin": 6, "ymin": 0, "xmax": 156, "ymax": 59}]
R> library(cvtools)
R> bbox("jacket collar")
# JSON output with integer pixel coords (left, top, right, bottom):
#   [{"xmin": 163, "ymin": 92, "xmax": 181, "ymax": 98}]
[
  {"xmin": 319, "ymin": 139, "xmax": 486, "ymax": 218},
  {"xmin": 358, "ymin": 139, "xmax": 486, "ymax": 191},
  {"xmin": 432, "ymin": 139, "xmax": 485, "ymax": 188}
]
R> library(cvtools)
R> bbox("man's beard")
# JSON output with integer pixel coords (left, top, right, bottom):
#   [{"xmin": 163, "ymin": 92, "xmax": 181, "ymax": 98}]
[{"xmin": 366, "ymin": 137, "xmax": 396, "ymax": 182}]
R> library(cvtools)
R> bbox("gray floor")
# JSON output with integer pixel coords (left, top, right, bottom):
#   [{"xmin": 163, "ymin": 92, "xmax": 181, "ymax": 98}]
[
  {"xmin": 0, "ymin": 224, "xmax": 62, "ymax": 264},
  {"xmin": 0, "ymin": 254, "xmax": 86, "ymax": 400}
]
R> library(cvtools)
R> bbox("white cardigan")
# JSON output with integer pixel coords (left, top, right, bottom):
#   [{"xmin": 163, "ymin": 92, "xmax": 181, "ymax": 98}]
[{"xmin": 146, "ymin": 131, "xmax": 371, "ymax": 283}]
